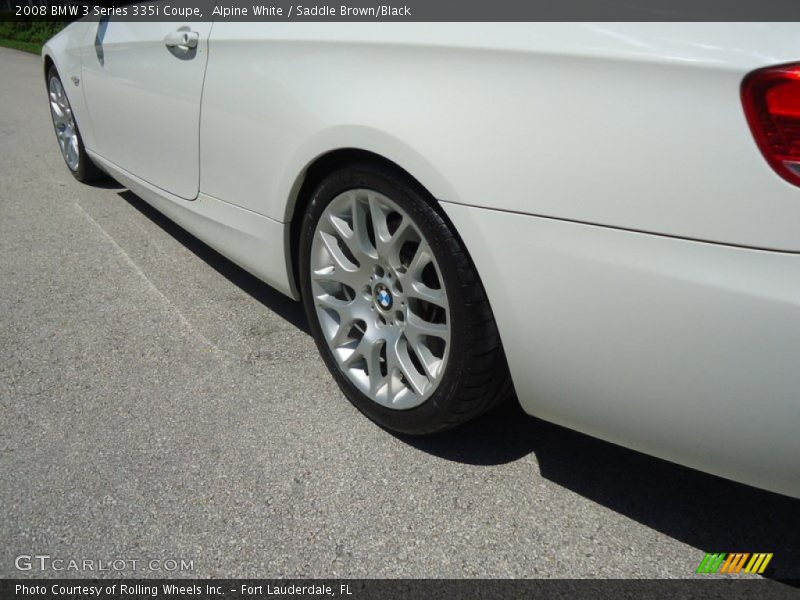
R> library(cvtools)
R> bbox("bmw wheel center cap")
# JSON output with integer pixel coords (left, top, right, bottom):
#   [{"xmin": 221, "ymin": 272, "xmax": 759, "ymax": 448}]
[{"xmin": 375, "ymin": 284, "xmax": 393, "ymax": 311}]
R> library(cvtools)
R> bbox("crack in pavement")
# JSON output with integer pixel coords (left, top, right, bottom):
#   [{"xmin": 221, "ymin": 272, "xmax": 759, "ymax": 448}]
[{"xmin": 74, "ymin": 201, "xmax": 239, "ymax": 362}]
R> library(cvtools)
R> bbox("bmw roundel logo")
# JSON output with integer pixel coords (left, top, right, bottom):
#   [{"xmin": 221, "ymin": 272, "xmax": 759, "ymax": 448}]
[{"xmin": 375, "ymin": 284, "xmax": 393, "ymax": 310}]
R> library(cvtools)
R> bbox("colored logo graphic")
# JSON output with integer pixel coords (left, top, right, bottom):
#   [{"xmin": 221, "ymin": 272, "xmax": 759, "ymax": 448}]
[
  {"xmin": 375, "ymin": 284, "xmax": 393, "ymax": 310},
  {"xmin": 696, "ymin": 553, "xmax": 773, "ymax": 574}
]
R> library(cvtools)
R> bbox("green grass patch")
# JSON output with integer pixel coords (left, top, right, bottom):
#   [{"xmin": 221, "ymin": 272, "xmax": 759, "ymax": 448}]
[
  {"xmin": 0, "ymin": 38, "xmax": 43, "ymax": 54},
  {"xmin": 0, "ymin": 17, "xmax": 66, "ymax": 54}
]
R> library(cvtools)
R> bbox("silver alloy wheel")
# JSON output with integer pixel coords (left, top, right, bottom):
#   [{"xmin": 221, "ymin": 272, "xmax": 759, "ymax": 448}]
[
  {"xmin": 48, "ymin": 76, "xmax": 80, "ymax": 172},
  {"xmin": 310, "ymin": 189, "xmax": 451, "ymax": 410}
]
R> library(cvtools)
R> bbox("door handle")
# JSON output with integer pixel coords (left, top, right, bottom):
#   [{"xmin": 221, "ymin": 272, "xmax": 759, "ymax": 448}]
[{"xmin": 164, "ymin": 30, "xmax": 199, "ymax": 50}]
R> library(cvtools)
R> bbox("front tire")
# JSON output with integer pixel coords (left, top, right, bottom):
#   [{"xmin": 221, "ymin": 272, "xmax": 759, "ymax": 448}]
[
  {"xmin": 47, "ymin": 66, "xmax": 103, "ymax": 183},
  {"xmin": 299, "ymin": 162, "xmax": 512, "ymax": 435}
]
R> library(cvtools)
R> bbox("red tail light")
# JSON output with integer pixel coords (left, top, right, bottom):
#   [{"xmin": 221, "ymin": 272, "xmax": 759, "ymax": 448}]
[{"xmin": 742, "ymin": 63, "xmax": 800, "ymax": 187}]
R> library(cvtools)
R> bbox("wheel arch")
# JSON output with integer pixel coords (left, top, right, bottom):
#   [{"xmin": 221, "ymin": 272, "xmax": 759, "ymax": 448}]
[
  {"xmin": 285, "ymin": 147, "xmax": 462, "ymax": 301},
  {"xmin": 43, "ymin": 53, "xmax": 55, "ymax": 81}
]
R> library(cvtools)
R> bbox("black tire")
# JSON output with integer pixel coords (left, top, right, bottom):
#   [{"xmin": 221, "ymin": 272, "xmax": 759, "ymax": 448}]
[
  {"xmin": 299, "ymin": 162, "xmax": 513, "ymax": 435},
  {"xmin": 46, "ymin": 66, "xmax": 104, "ymax": 183}
]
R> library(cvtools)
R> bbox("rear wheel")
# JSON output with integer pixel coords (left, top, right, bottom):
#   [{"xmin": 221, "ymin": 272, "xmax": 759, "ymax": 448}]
[
  {"xmin": 299, "ymin": 162, "xmax": 512, "ymax": 434},
  {"xmin": 47, "ymin": 66, "xmax": 103, "ymax": 183}
]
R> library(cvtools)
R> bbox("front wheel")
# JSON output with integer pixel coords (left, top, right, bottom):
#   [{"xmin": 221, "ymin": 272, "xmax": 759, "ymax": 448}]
[
  {"xmin": 299, "ymin": 163, "xmax": 512, "ymax": 435},
  {"xmin": 47, "ymin": 66, "xmax": 103, "ymax": 183}
]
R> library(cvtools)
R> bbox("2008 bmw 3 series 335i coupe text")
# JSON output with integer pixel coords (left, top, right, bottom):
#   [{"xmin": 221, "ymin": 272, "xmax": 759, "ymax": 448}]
[{"xmin": 43, "ymin": 22, "xmax": 800, "ymax": 498}]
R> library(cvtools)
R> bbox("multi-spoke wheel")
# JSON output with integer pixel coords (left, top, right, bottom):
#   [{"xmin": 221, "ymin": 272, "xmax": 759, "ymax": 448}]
[
  {"xmin": 300, "ymin": 162, "xmax": 512, "ymax": 434},
  {"xmin": 310, "ymin": 188, "xmax": 450, "ymax": 409},
  {"xmin": 46, "ymin": 66, "xmax": 103, "ymax": 182}
]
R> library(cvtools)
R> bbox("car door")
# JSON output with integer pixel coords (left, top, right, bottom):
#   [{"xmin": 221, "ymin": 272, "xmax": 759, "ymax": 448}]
[{"xmin": 81, "ymin": 19, "xmax": 213, "ymax": 200}]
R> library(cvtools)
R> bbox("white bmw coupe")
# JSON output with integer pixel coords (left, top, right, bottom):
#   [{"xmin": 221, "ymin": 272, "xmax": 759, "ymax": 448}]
[{"xmin": 44, "ymin": 21, "xmax": 800, "ymax": 498}]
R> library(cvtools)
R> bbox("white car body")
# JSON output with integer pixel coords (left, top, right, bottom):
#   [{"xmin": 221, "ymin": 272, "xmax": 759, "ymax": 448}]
[{"xmin": 44, "ymin": 21, "xmax": 800, "ymax": 498}]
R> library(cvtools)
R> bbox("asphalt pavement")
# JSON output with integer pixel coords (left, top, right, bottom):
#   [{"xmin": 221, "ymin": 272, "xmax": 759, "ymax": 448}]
[{"xmin": 1, "ymin": 46, "xmax": 799, "ymax": 582}]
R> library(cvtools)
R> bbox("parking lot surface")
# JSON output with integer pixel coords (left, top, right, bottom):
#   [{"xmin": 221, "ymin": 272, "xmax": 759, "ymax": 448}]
[{"xmin": 1, "ymin": 47, "xmax": 798, "ymax": 581}]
